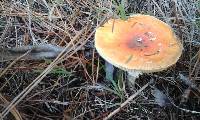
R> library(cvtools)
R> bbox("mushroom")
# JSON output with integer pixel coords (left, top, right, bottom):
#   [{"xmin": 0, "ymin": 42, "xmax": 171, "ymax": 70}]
[{"xmin": 95, "ymin": 14, "xmax": 183, "ymax": 84}]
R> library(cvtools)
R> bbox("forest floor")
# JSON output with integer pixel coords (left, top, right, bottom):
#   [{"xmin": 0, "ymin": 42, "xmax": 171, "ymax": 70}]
[{"xmin": 0, "ymin": 0, "xmax": 200, "ymax": 120}]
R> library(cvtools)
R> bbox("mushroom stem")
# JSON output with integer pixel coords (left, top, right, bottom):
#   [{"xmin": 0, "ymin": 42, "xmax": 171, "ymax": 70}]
[
  {"xmin": 105, "ymin": 61, "xmax": 114, "ymax": 80},
  {"xmin": 127, "ymin": 71, "xmax": 142, "ymax": 87}
]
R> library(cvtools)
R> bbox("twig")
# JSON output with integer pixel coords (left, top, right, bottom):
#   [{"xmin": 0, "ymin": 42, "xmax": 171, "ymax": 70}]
[
  {"xmin": 103, "ymin": 82, "xmax": 150, "ymax": 120},
  {"xmin": 0, "ymin": 50, "xmax": 31, "ymax": 78},
  {"xmin": 25, "ymin": 0, "xmax": 37, "ymax": 44},
  {"xmin": 0, "ymin": 18, "xmax": 12, "ymax": 44},
  {"xmin": 0, "ymin": 44, "xmax": 65, "ymax": 61},
  {"xmin": 151, "ymin": 0, "xmax": 168, "ymax": 23},
  {"xmin": 0, "ymin": 94, "xmax": 22, "ymax": 120}
]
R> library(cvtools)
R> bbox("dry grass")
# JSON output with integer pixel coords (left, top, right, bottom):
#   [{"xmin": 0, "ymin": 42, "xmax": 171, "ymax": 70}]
[{"xmin": 0, "ymin": 0, "xmax": 199, "ymax": 120}]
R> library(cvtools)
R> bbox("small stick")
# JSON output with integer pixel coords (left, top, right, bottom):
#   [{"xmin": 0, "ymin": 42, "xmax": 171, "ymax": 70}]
[
  {"xmin": 0, "ymin": 44, "xmax": 65, "ymax": 61},
  {"xmin": 103, "ymin": 82, "xmax": 150, "ymax": 120},
  {"xmin": 0, "ymin": 94, "xmax": 22, "ymax": 120},
  {"xmin": 0, "ymin": 50, "xmax": 31, "ymax": 77}
]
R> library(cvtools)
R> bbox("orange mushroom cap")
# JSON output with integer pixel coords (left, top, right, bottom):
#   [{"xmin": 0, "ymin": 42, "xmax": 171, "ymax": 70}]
[{"xmin": 95, "ymin": 14, "xmax": 183, "ymax": 72}]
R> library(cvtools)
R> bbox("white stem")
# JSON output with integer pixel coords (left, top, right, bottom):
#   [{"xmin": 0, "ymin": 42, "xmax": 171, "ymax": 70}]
[
  {"xmin": 105, "ymin": 61, "xmax": 114, "ymax": 80},
  {"xmin": 127, "ymin": 71, "xmax": 142, "ymax": 88}
]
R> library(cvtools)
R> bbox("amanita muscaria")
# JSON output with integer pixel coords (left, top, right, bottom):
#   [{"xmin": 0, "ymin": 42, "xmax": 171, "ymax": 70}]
[{"xmin": 95, "ymin": 14, "xmax": 183, "ymax": 82}]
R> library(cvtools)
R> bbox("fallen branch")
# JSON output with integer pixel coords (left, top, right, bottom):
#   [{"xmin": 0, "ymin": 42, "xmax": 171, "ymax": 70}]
[
  {"xmin": 0, "ymin": 44, "xmax": 66, "ymax": 61},
  {"xmin": 0, "ymin": 50, "xmax": 31, "ymax": 77},
  {"xmin": 103, "ymin": 82, "xmax": 150, "ymax": 120}
]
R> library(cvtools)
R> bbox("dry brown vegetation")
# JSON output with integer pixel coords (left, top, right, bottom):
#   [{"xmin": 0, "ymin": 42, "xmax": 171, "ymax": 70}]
[{"xmin": 0, "ymin": 0, "xmax": 200, "ymax": 120}]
